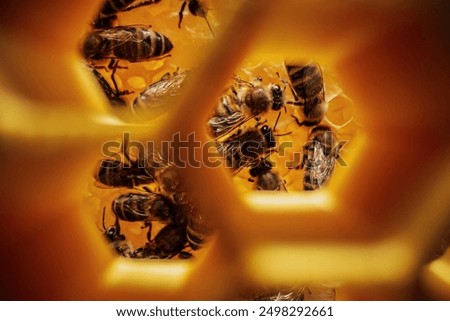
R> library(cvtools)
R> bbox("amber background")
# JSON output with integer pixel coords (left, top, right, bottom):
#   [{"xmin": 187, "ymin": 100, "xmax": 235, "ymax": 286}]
[{"xmin": 0, "ymin": 0, "xmax": 449, "ymax": 300}]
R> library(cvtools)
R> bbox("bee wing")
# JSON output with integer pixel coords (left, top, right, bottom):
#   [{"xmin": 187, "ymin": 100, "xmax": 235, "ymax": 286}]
[
  {"xmin": 134, "ymin": 72, "xmax": 188, "ymax": 108},
  {"xmin": 100, "ymin": 27, "xmax": 138, "ymax": 44},
  {"xmin": 311, "ymin": 155, "xmax": 336, "ymax": 189},
  {"xmin": 99, "ymin": 26, "xmax": 151, "ymax": 58},
  {"xmin": 211, "ymin": 112, "xmax": 258, "ymax": 141},
  {"xmin": 207, "ymin": 111, "xmax": 248, "ymax": 138},
  {"xmin": 122, "ymin": 202, "xmax": 149, "ymax": 218}
]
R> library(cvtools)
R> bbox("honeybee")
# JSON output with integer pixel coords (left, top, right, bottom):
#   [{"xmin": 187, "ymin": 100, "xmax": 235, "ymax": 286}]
[
  {"xmin": 93, "ymin": 0, "xmax": 162, "ymax": 29},
  {"xmin": 94, "ymin": 138, "xmax": 156, "ymax": 188},
  {"xmin": 249, "ymin": 158, "xmax": 286, "ymax": 191},
  {"xmin": 302, "ymin": 125, "xmax": 342, "ymax": 190},
  {"xmin": 134, "ymin": 223, "xmax": 189, "ymax": 259},
  {"xmin": 208, "ymin": 78, "xmax": 285, "ymax": 139},
  {"xmin": 236, "ymin": 77, "xmax": 286, "ymax": 114},
  {"xmin": 112, "ymin": 192, "xmax": 182, "ymax": 224},
  {"xmin": 101, "ymin": 208, "xmax": 135, "ymax": 258},
  {"xmin": 178, "ymin": 0, "xmax": 214, "ymax": 36},
  {"xmin": 217, "ymin": 124, "xmax": 277, "ymax": 172},
  {"xmin": 91, "ymin": 67, "xmax": 128, "ymax": 108},
  {"xmin": 207, "ymin": 91, "xmax": 246, "ymax": 138},
  {"xmin": 82, "ymin": 25, "xmax": 173, "ymax": 63},
  {"xmin": 132, "ymin": 71, "xmax": 189, "ymax": 114},
  {"xmin": 185, "ymin": 205, "xmax": 213, "ymax": 250},
  {"xmin": 156, "ymin": 166, "xmax": 184, "ymax": 198},
  {"xmin": 286, "ymin": 62, "xmax": 327, "ymax": 127}
]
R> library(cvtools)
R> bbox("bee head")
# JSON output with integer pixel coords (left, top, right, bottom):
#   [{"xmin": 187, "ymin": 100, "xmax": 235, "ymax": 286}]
[
  {"xmin": 270, "ymin": 84, "xmax": 284, "ymax": 111},
  {"xmin": 260, "ymin": 125, "xmax": 276, "ymax": 148}
]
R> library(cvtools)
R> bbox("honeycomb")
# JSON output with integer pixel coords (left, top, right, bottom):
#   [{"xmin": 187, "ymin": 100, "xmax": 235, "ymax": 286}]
[{"xmin": 0, "ymin": 0, "xmax": 449, "ymax": 300}]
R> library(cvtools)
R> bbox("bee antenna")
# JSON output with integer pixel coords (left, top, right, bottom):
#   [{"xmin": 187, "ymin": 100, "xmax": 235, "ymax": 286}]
[
  {"xmin": 272, "ymin": 111, "xmax": 291, "ymax": 136},
  {"xmin": 102, "ymin": 207, "xmax": 107, "ymax": 230},
  {"xmin": 204, "ymin": 16, "xmax": 215, "ymax": 37},
  {"xmin": 273, "ymin": 111, "xmax": 281, "ymax": 132}
]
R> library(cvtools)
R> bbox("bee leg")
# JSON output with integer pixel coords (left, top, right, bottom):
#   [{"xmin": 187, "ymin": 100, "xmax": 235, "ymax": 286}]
[
  {"xmin": 178, "ymin": 251, "xmax": 193, "ymax": 259},
  {"xmin": 109, "ymin": 60, "xmax": 121, "ymax": 94},
  {"xmin": 122, "ymin": 0, "xmax": 162, "ymax": 12},
  {"xmin": 254, "ymin": 116, "xmax": 265, "ymax": 127},
  {"xmin": 91, "ymin": 64, "xmax": 109, "ymax": 72},
  {"xmin": 178, "ymin": 1, "xmax": 187, "ymax": 29},
  {"xmin": 143, "ymin": 221, "xmax": 153, "ymax": 242},
  {"xmin": 108, "ymin": 60, "xmax": 134, "ymax": 97},
  {"xmin": 234, "ymin": 76, "xmax": 254, "ymax": 88},
  {"xmin": 291, "ymin": 114, "xmax": 305, "ymax": 127}
]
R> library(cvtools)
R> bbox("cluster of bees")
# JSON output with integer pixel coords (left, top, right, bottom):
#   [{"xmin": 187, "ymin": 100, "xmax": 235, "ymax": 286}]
[
  {"xmin": 83, "ymin": 0, "xmax": 214, "ymax": 260},
  {"xmin": 82, "ymin": 0, "xmax": 212, "ymax": 113},
  {"xmin": 207, "ymin": 62, "xmax": 346, "ymax": 192},
  {"xmin": 83, "ymin": 0, "xmax": 349, "ymax": 300},
  {"xmin": 94, "ymin": 139, "xmax": 208, "ymax": 259}
]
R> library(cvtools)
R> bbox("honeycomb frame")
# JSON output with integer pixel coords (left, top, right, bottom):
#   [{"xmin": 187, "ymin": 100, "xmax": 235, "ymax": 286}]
[{"xmin": 0, "ymin": 0, "xmax": 449, "ymax": 300}]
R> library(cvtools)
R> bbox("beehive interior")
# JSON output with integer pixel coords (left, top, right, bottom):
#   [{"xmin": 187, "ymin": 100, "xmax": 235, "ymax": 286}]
[{"xmin": 0, "ymin": 0, "xmax": 449, "ymax": 300}]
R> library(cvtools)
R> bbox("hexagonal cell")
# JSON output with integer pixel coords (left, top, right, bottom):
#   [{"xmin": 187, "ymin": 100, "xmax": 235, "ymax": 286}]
[
  {"xmin": 205, "ymin": 58, "xmax": 360, "ymax": 194},
  {"xmin": 81, "ymin": 0, "xmax": 220, "ymax": 264}
]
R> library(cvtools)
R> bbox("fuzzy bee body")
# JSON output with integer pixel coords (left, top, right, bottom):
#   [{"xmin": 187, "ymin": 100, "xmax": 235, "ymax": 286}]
[
  {"xmin": 218, "ymin": 125, "xmax": 276, "ymax": 171},
  {"xmin": 302, "ymin": 125, "xmax": 341, "ymax": 190},
  {"xmin": 83, "ymin": 25, "xmax": 173, "ymax": 63},
  {"xmin": 209, "ymin": 79, "xmax": 285, "ymax": 138},
  {"xmin": 243, "ymin": 83, "xmax": 285, "ymax": 114},
  {"xmin": 95, "ymin": 157, "xmax": 155, "ymax": 188},
  {"xmin": 135, "ymin": 223, "xmax": 188, "ymax": 259},
  {"xmin": 286, "ymin": 62, "xmax": 327, "ymax": 127},
  {"xmin": 249, "ymin": 159, "xmax": 286, "ymax": 191},
  {"xmin": 112, "ymin": 192, "xmax": 175, "ymax": 223}
]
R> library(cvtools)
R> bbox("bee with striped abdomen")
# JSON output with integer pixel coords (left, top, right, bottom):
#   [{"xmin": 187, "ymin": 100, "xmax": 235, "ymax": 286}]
[
  {"xmin": 94, "ymin": 136, "xmax": 156, "ymax": 189},
  {"xmin": 93, "ymin": 0, "xmax": 162, "ymax": 29},
  {"xmin": 134, "ymin": 223, "xmax": 190, "ymax": 259},
  {"xmin": 217, "ymin": 124, "xmax": 277, "ymax": 172},
  {"xmin": 111, "ymin": 192, "xmax": 179, "ymax": 224},
  {"xmin": 248, "ymin": 158, "xmax": 286, "ymax": 191},
  {"xmin": 286, "ymin": 62, "xmax": 327, "ymax": 127},
  {"xmin": 82, "ymin": 25, "xmax": 173, "ymax": 63},
  {"xmin": 301, "ymin": 125, "xmax": 342, "ymax": 190}
]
